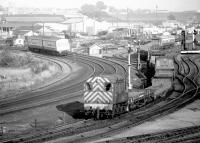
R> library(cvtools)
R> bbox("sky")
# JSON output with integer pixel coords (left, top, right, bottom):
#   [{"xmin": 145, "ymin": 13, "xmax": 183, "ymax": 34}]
[{"xmin": 1, "ymin": 0, "xmax": 200, "ymax": 12}]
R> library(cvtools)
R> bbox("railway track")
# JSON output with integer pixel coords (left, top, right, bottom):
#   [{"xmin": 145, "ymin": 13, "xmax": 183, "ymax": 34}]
[
  {"xmin": 0, "ymin": 53, "xmax": 127, "ymax": 142},
  {"xmin": 97, "ymin": 125, "xmax": 200, "ymax": 143},
  {"xmin": 0, "ymin": 53, "xmax": 127, "ymax": 115},
  {"xmin": 95, "ymin": 55, "xmax": 200, "ymax": 143},
  {"xmin": 103, "ymin": 55, "xmax": 146, "ymax": 80},
  {"xmin": 63, "ymin": 55, "xmax": 200, "ymax": 143},
  {"xmin": 0, "ymin": 54, "xmax": 95, "ymax": 114},
  {"xmin": 2, "ymin": 55, "xmax": 199, "ymax": 143}
]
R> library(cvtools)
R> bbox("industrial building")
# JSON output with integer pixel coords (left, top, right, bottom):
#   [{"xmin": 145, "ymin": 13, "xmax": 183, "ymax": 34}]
[
  {"xmin": 0, "ymin": 14, "xmax": 66, "ymax": 39},
  {"xmin": 89, "ymin": 44, "xmax": 103, "ymax": 58},
  {"xmin": 152, "ymin": 57, "xmax": 174, "ymax": 86}
]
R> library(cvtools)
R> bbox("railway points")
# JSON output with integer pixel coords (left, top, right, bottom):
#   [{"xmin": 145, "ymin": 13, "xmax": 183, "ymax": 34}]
[
  {"xmin": 0, "ymin": 51, "xmax": 128, "ymax": 142},
  {"xmin": 85, "ymin": 55, "xmax": 200, "ymax": 143},
  {"xmin": 1, "ymin": 3, "xmax": 200, "ymax": 143},
  {"xmin": 2, "ymin": 53, "xmax": 200, "ymax": 143},
  {"xmin": 1, "ymin": 26, "xmax": 200, "ymax": 143}
]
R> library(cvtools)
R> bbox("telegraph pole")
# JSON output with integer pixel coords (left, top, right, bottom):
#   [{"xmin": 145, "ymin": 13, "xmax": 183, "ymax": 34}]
[
  {"xmin": 43, "ymin": 23, "xmax": 44, "ymax": 37},
  {"xmin": 127, "ymin": 8, "xmax": 129, "ymax": 25},
  {"xmin": 32, "ymin": 24, "xmax": 34, "ymax": 36},
  {"xmin": 156, "ymin": 5, "xmax": 158, "ymax": 18}
]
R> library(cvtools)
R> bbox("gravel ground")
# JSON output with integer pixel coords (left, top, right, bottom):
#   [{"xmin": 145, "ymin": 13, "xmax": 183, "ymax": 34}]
[
  {"xmin": 0, "ymin": 59, "xmax": 82, "ymax": 135},
  {"xmin": 90, "ymin": 99, "xmax": 200, "ymax": 143}
]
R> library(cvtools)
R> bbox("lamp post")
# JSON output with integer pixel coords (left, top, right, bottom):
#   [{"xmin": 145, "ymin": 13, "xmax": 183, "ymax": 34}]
[{"xmin": 128, "ymin": 44, "xmax": 132, "ymax": 90}]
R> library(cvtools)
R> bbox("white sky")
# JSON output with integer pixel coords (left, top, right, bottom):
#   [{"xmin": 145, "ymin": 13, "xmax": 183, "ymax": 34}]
[{"xmin": 2, "ymin": 0, "xmax": 200, "ymax": 11}]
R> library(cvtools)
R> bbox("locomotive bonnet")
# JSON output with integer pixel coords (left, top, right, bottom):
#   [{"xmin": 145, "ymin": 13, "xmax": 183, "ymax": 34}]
[{"xmin": 84, "ymin": 74, "xmax": 128, "ymax": 118}]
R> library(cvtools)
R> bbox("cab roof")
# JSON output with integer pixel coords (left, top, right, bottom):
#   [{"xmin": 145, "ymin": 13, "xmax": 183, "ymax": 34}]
[{"xmin": 86, "ymin": 74, "xmax": 124, "ymax": 83}]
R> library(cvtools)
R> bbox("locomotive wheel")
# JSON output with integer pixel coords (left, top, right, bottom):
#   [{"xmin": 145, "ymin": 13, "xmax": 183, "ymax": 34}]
[
  {"xmin": 106, "ymin": 111, "xmax": 110, "ymax": 118},
  {"xmin": 111, "ymin": 112, "xmax": 115, "ymax": 119},
  {"xmin": 120, "ymin": 106, "xmax": 123, "ymax": 114},
  {"xmin": 126, "ymin": 106, "xmax": 129, "ymax": 112},
  {"xmin": 84, "ymin": 112, "xmax": 89, "ymax": 120},
  {"xmin": 116, "ymin": 105, "xmax": 120, "ymax": 114},
  {"xmin": 111, "ymin": 109, "xmax": 115, "ymax": 118},
  {"xmin": 96, "ymin": 109, "xmax": 100, "ymax": 120}
]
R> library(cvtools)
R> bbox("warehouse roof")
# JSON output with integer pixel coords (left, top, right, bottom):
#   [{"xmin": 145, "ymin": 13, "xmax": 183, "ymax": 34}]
[
  {"xmin": 1, "ymin": 14, "xmax": 65, "ymax": 22},
  {"xmin": 62, "ymin": 18, "xmax": 83, "ymax": 24},
  {"xmin": 13, "ymin": 25, "xmax": 42, "ymax": 31},
  {"xmin": 89, "ymin": 44, "xmax": 103, "ymax": 49},
  {"xmin": 0, "ymin": 14, "xmax": 66, "ymax": 26},
  {"xmin": 28, "ymin": 36, "xmax": 63, "ymax": 41},
  {"xmin": 13, "ymin": 26, "xmax": 42, "ymax": 36}
]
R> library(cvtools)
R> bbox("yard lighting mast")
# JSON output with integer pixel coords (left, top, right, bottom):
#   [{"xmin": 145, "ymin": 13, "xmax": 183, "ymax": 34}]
[
  {"xmin": 128, "ymin": 44, "xmax": 132, "ymax": 90},
  {"xmin": 137, "ymin": 40, "xmax": 141, "ymax": 70}
]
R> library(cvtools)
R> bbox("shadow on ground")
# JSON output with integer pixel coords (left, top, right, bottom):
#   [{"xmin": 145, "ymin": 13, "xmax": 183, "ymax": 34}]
[{"xmin": 56, "ymin": 101, "xmax": 85, "ymax": 119}]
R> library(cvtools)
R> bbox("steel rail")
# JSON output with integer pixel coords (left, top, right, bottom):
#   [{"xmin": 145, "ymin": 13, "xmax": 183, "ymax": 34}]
[
  {"xmin": 70, "ymin": 55, "xmax": 200, "ymax": 143},
  {"xmin": 0, "ymin": 57, "xmax": 106, "ymax": 114},
  {"xmin": 3, "ymin": 55, "xmax": 199, "ymax": 143}
]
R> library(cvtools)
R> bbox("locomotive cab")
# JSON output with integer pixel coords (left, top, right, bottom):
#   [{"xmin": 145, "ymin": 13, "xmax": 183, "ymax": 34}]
[{"xmin": 83, "ymin": 74, "xmax": 128, "ymax": 119}]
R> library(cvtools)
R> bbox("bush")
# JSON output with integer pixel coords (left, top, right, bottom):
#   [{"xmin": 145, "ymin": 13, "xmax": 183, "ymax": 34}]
[
  {"xmin": 0, "ymin": 49, "xmax": 14, "ymax": 67},
  {"xmin": 0, "ymin": 49, "xmax": 33, "ymax": 67},
  {"xmin": 30, "ymin": 62, "xmax": 49, "ymax": 74},
  {"xmin": 0, "ymin": 49, "xmax": 49, "ymax": 74}
]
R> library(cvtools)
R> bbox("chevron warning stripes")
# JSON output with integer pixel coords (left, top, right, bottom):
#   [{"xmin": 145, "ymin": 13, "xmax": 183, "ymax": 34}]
[
  {"xmin": 84, "ymin": 76, "xmax": 113, "ymax": 104},
  {"xmin": 84, "ymin": 91, "xmax": 112, "ymax": 103}
]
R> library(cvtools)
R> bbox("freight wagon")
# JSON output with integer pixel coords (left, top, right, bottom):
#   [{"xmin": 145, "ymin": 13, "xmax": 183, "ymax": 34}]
[
  {"xmin": 83, "ymin": 74, "xmax": 172, "ymax": 119},
  {"xmin": 27, "ymin": 36, "xmax": 70, "ymax": 55},
  {"xmin": 159, "ymin": 35, "xmax": 175, "ymax": 49}
]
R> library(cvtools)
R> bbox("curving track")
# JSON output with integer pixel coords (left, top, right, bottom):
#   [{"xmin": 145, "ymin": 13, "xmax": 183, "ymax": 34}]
[
  {"xmin": 2, "ymin": 53, "xmax": 200, "ymax": 143},
  {"xmin": 2, "ymin": 54, "xmax": 200, "ymax": 143},
  {"xmin": 97, "ymin": 125, "xmax": 200, "ymax": 143},
  {"xmin": 0, "ymin": 53, "xmax": 127, "ymax": 115},
  {"xmin": 96, "ymin": 55, "xmax": 200, "ymax": 143}
]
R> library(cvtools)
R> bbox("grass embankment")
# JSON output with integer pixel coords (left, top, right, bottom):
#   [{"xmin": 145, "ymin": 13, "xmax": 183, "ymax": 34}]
[
  {"xmin": 0, "ymin": 49, "xmax": 58, "ymax": 98},
  {"xmin": 0, "ymin": 49, "xmax": 48, "ymax": 73}
]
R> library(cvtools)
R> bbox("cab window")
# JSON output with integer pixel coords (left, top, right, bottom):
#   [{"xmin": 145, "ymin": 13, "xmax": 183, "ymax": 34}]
[
  {"xmin": 105, "ymin": 83, "xmax": 111, "ymax": 91},
  {"xmin": 86, "ymin": 82, "xmax": 92, "ymax": 91}
]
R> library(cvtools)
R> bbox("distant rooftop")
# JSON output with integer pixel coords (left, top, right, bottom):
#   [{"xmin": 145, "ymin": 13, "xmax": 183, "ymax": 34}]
[
  {"xmin": 0, "ymin": 14, "xmax": 66, "ymax": 26},
  {"xmin": 62, "ymin": 17, "xmax": 83, "ymax": 24}
]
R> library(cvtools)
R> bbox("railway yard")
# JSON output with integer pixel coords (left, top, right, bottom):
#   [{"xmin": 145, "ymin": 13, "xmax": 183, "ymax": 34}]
[
  {"xmin": 1, "ymin": 12, "xmax": 200, "ymax": 143},
  {"xmin": 0, "ymin": 39, "xmax": 200, "ymax": 143}
]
